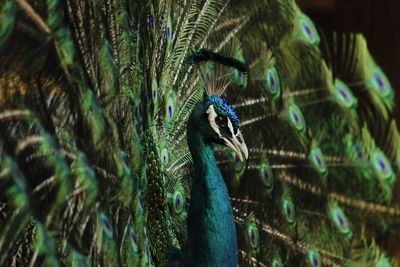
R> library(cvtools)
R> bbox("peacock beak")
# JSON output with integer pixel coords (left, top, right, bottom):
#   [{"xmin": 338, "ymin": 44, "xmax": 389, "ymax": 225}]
[{"xmin": 222, "ymin": 129, "xmax": 248, "ymax": 162}]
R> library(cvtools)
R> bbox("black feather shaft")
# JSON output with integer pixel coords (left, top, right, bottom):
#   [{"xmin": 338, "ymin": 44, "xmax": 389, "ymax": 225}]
[{"xmin": 186, "ymin": 48, "xmax": 249, "ymax": 73}]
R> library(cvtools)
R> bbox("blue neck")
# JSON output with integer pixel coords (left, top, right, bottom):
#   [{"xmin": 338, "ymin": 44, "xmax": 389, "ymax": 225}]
[{"xmin": 183, "ymin": 116, "xmax": 238, "ymax": 267}]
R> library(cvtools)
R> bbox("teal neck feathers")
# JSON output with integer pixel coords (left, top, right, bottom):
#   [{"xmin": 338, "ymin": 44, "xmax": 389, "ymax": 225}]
[{"xmin": 183, "ymin": 103, "xmax": 238, "ymax": 267}]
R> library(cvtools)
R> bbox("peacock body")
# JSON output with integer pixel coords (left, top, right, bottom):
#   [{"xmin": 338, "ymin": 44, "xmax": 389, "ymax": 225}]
[{"xmin": 0, "ymin": 0, "xmax": 399, "ymax": 267}]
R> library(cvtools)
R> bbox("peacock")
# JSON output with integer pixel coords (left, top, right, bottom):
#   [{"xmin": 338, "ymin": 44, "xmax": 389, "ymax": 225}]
[{"xmin": 0, "ymin": 0, "xmax": 399, "ymax": 266}]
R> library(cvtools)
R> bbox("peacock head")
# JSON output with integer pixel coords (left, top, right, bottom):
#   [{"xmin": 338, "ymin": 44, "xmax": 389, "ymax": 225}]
[{"xmin": 189, "ymin": 95, "xmax": 248, "ymax": 161}]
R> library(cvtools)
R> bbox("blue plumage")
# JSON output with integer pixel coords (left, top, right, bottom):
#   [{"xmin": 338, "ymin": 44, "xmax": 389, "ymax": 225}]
[
  {"xmin": 182, "ymin": 99, "xmax": 241, "ymax": 267},
  {"xmin": 207, "ymin": 96, "xmax": 239, "ymax": 129}
]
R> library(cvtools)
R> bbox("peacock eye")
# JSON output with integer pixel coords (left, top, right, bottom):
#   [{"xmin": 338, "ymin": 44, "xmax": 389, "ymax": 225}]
[{"xmin": 215, "ymin": 115, "xmax": 227, "ymax": 127}]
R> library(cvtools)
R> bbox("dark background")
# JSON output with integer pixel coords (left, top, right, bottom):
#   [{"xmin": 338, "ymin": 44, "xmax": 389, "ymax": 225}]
[{"xmin": 299, "ymin": 0, "xmax": 400, "ymax": 120}]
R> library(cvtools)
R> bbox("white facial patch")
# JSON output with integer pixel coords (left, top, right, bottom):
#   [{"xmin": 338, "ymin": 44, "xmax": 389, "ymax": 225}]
[
  {"xmin": 206, "ymin": 105, "xmax": 222, "ymax": 137},
  {"xmin": 207, "ymin": 104, "xmax": 237, "ymax": 138},
  {"xmin": 226, "ymin": 117, "xmax": 235, "ymax": 138},
  {"xmin": 206, "ymin": 105, "xmax": 249, "ymax": 161}
]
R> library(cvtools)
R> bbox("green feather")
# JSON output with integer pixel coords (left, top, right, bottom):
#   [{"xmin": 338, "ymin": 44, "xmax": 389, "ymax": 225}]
[{"xmin": 0, "ymin": 0, "xmax": 15, "ymax": 48}]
